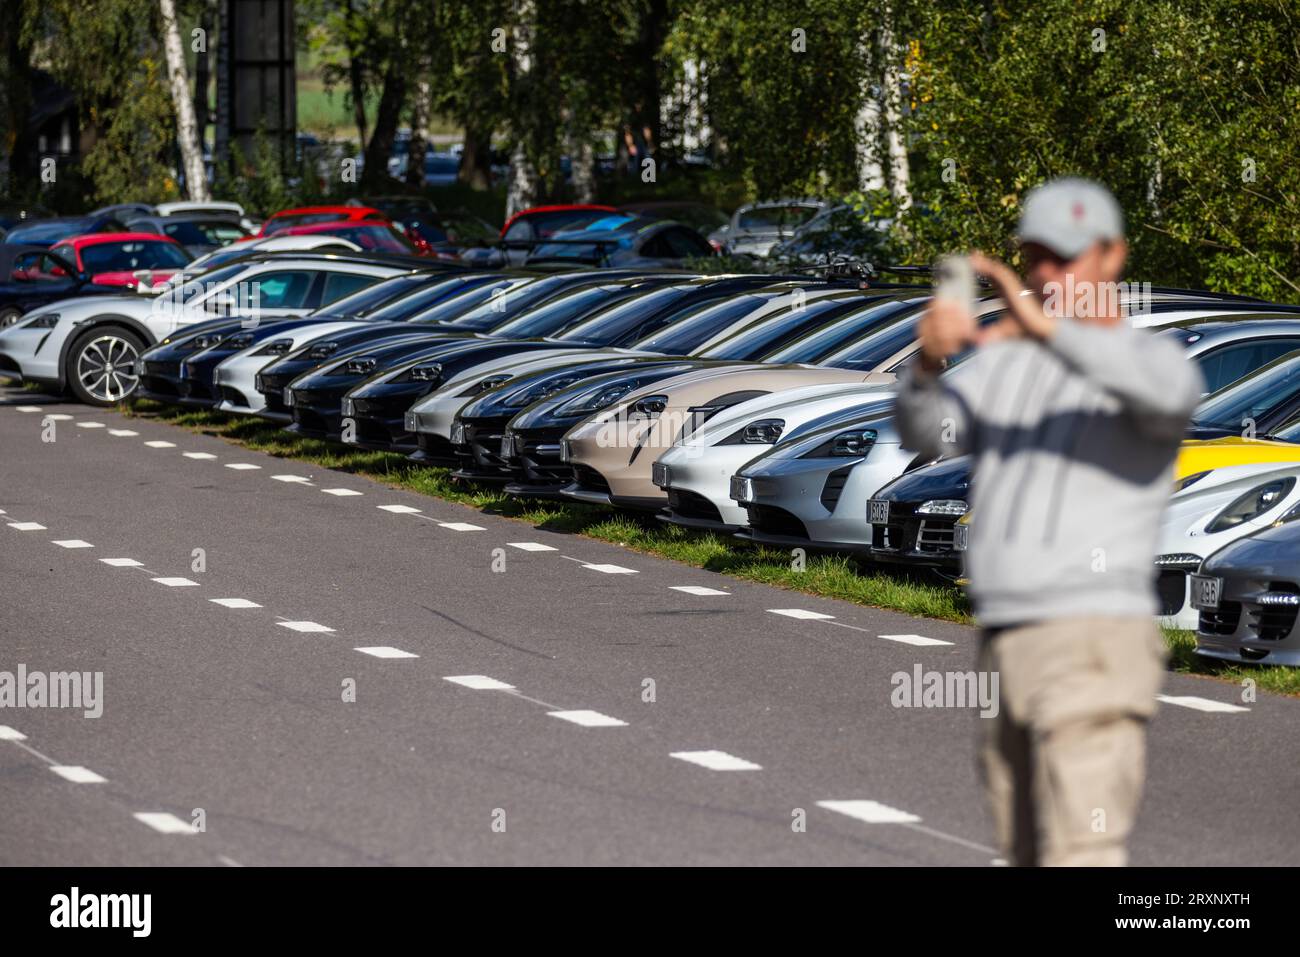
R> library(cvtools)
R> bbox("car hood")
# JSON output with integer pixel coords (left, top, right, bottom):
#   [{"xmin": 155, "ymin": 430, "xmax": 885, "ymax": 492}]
[{"xmin": 675, "ymin": 381, "xmax": 894, "ymax": 449}]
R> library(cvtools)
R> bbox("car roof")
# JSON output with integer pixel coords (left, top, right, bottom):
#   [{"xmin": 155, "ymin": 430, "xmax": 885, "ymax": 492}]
[
  {"xmin": 53, "ymin": 232, "xmax": 181, "ymax": 248},
  {"xmin": 500, "ymin": 203, "xmax": 618, "ymax": 236},
  {"xmin": 269, "ymin": 205, "xmax": 383, "ymax": 219}
]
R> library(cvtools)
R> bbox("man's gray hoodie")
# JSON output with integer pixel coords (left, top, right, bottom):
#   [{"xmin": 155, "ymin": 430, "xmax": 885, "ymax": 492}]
[{"xmin": 894, "ymin": 318, "xmax": 1204, "ymax": 627}]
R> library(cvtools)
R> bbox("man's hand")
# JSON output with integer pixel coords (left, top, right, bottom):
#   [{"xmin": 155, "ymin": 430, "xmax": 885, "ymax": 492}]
[
  {"xmin": 969, "ymin": 251, "xmax": 1056, "ymax": 342},
  {"xmin": 916, "ymin": 297, "xmax": 977, "ymax": 373}
]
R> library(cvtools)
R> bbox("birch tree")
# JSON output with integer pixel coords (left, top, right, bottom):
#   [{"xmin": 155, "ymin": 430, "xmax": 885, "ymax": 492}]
[{"xmin": 159, "ymin": 0, "xmax": 210, "ymax": 201}]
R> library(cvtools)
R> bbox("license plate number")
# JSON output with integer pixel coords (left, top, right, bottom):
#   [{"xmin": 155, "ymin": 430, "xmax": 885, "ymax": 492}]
[
  {"xmin": 868, "ymin": 499, "xmax": 890, "ymax": 524},
  {"xmin": 341, "ymin": 398, "xmax": 355, "ymax": 417},
  {"xmin": 1190, "ymin": 574, "xmax": 1221, "ymax": 610},
  {"xmin": 652, "ymin": 462, "xmax": 670, "ymax": 487},
  {"xmin": 451, "ymin": 421, "xmax": 466, "ymax": 445},
  {"xmin": 500, "ymin": 434, "xmax": 515, "ymax": 458},
  {"xmin": 730, "ymin": 475, "xmax": 753, "ymax": 502},
  {"xmin": 282, "ymin": 387, "xmax": 295, "ymax": 407},
  {"xmin": 953, "ymin": 523, "xmax": 968, "ymax": 552}
]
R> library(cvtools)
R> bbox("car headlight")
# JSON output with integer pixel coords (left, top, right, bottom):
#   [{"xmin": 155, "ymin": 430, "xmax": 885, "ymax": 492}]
[
  {"xmin": 307, "ymin": 341, "xmax": 340, "ymax": 359},
  {"xmin": 222, "ymin": 332, "xmax": 256, "ymax": 350},
  {"xmin": 800, "ymin": 429, "xmax": 879, "ymax": 459},
  {"xmin": 407, "ymin": 362, "xmax": 443, "ymax": 383},
  {"xmin": 1174, "ymin": 470, "xmax": 1210, "ymax": 493},
  {"xmin": 253, "ymin": 338, "xmax": 294, "ymax": 357},
  {"xmin": 631, "ymin": 394, "xmax": 668, "ymax": 418},
  {"xmin": 345, "ymin": 356, "xmax": 379, "ymax": 375},
  {"xmin": 718, "ymin": 418, "xmax": 785, "ymax": 445},
  {"xmin": 558, "ymin": 383, "xmax": 634, "ymax": 416},
  {"xmin": 916, "ymin": 499, "xmax": 968, "ymax": 516},
  {"xmin": 24, "ymin": 313, "xmax": 59, "ymax": 329},
  {"xmin": 458, "ymin": 373, "xmax": 511, "ymax": 397},
  {"xmin": 1205, "ymin": 478, "xmax": 1295, "ymax": 533}
]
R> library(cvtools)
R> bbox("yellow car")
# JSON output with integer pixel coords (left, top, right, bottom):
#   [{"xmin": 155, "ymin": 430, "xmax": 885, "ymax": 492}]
[{"xmin": 1175, "ymin": 437, "xmax": 1300, "ymax": 481}]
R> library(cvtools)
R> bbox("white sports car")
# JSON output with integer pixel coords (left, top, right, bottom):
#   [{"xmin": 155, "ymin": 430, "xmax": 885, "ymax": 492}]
[
  {"xmin": 1155, "ymin": 461, "xmax": 1300, "ymax": 629},
  {"xmin": 0, "ymin": 256, "xmax": 405, "ymax": 405}
]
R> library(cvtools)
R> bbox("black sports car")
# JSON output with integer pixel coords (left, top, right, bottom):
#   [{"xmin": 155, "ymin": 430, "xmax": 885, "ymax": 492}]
[
  {"xmin": 867, "ymin": 455, "xmax": 971, "ymax": 579},
  {"xmin": 0, "ymin": 245, "xmax": 140, "ymax": 329}
]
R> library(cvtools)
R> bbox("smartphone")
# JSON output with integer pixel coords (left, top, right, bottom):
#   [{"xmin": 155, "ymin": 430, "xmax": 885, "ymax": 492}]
[{"xmin": 933, "ymin": 254, "xmax": 976, "ymax": 315}]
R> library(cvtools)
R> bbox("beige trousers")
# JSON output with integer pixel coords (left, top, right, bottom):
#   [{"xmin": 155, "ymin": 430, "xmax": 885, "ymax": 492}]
[{"xmin": 977, "ymin": 617, "xmax": 1168, "ymax": 866}]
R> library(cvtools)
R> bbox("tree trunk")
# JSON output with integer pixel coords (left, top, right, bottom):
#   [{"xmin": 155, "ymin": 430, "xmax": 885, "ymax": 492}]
[
  {"xmin": 504, "ymin": 0, "xmax": 539, "ymax": 218},
  {"xmin": 159, "ymin": 0, "xmax": 210, "ymax": 201},
  {"xmin": 879, "ymin": 8, "xmax": 910, "ymax": 208},
  {"xmin": 458, "ymin": 121, "xmax": 493, "ymax": 191},
  {"xmin": 854, "ymin": 33, "xmax": 884, "ymax": 193},
  {"xmin": 363, "ymin": 64, "xmax": 408, "ymax": 189},
  {"xmin": 345, "ymin": 0, "xmax": 368, "ymax": 150},
  {"xmin": 193, "ymin": 0, "xmax": 214, "ymax": 148},
  {"xmin": 406, "ymin": 76, "xmax": 431, "ymax": 188}
]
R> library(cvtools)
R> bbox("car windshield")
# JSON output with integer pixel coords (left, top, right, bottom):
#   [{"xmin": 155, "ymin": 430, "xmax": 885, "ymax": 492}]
[
  {"xmin": 319, "ymin": 224, "xmax": 413, "ymax": 253},
  {"xmin": 8, "ymin": 220, "xmax": 89, "ymax": 243},
  {"xmin": 362, "ymin": 274, "xmax": 497, "ymax": 322},
  {"xmin": 736, "ymin": 205, "xmax": 821, "ymax": 231},
  {"xmin": 158, "ymin": 221, "xmax": 217, "ymax": 245},
  {"xmin": 699, "ymin": 294, "xmax": 871, "ymax": 359},
  {"xmin": 742, "ymin": 297, "xmax": 924, "ymax": 364},
  {"xmin": 632, "ymin": 293, "xmax": 771, "ymax": 354},
  {"xmin": 264, "ymin": 212, "xmax": 355, "ymax": 235},
  {"xmin": 79, "ymin": 240, "xmax": 191, "ymax": 272},
  {"xmin": 493, "ymin": 284, "xmax": 636, "ymax": 339},
  {"xmin": 553, "ymin": 285, "xmax": 696, "ymax": 344},
  {"xmin": 408, "ymin": 277, "xmax": 539, "ymax": 329},
  {"xmin": 312, "ymin": 273, "xmax": 426, "ymax": 319},
  {"xmin": 1191, "ymin": 351, "xmax": 1300, "ymax": 432}
]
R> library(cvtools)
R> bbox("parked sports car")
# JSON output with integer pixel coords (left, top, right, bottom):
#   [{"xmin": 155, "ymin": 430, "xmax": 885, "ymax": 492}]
[
  {"xmin": 655, "ymin": 384, "xmax": 898, "ymax": 533},
  {"xmin": 1155, "ymin": 462, "xmax": 1300, "ymax": 629},
  {"xmin": 1193, "ymin": 517, "xmax": 1300, "ymax": 666},
  {"xmin": 865, "ymin": 455, "xmax": 971, "ymax": 578},
  {"xmin": 49, "ymin": 233, "xmax": 192, "ymax": 288},
  {"xmin": 523, "ymin": 215, "xmax": 716, "ymax": 269},
  {"xmin": 125, "ymin": 215, "xmax": 252, "ymax": 256}
]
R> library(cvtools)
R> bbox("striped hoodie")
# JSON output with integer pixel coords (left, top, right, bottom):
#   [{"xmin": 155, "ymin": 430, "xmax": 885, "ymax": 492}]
[{"xmin": 894, "ymin": 318, "xmax": 1204, "ymax": 627}]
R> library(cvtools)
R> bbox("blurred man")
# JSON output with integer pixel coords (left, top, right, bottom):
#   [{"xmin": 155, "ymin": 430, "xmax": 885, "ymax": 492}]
[{"xmin": 895, "ymin": 178, "xmax": 1203, "ymax": 866}]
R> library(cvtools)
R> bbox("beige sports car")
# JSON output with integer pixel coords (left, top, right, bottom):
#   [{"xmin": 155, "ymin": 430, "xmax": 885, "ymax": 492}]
[{"xmin": 561, "ymin": 364, "xmax": 894, "ymax": 508}]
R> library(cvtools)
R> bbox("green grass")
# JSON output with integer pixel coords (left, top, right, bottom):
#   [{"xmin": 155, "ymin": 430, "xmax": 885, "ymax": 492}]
[{"xmin": 124, "ymin": 399, "xmax": 1300, "ymax": 697}]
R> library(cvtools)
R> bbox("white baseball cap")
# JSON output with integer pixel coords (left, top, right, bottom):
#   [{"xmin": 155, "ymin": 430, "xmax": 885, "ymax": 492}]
[{"xmin": 1016, "ymin": 177, "xmax": 1124, "ymax": 259}]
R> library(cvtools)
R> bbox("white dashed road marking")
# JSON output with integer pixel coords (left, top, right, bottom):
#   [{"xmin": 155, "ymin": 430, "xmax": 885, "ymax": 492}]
[
  {"xmin": 1157, "ymin": 694, "xmax": 1250, "ymax": 714},
  {"xmin": 670, "ymin": 750, "xmax": 762, "ymax": 771},
  {"xmin": 182, "ymin": 452, "xmax": 218, "ymax": 460},
  {"xmin": 439, "ymin": 521, "xmax": 484, "ymax": 531},
  {"xmin": 144, "ymin": 440, "xmax": 176, "ymax": 448},
  {"xmin": 107, "ymin": 429, "xmax": 139, "ymax": 437},
  {"xmin": 507, "ymin": 542, "xmax": 557, "ymax": 552},
  {"xmin": 354, "ymin": 646, "xmax": 419, "ymax": 659},
  {"xmin": 271, "ymin": 474, "xmax": 312, "ymax": 484},
  {"xmin": 548, "ymin": 710, "xmax": 628, "ymax": 728},
  {"xmin": 877, "ymin": 633, "xmax": 955, "ymax": 647},
  {"xmin": 75, "ymin": 421, "xmax": 105, "ymax": 429},
  {"xmin": 45, "ymin": 413, "xmax": 73, "ymax": 421},
  {"xmin": 277, "ymin": 620, "xmax": 334, "ymax": 633},
  {"xmin": 7, "ymin": 522, "xmax": 46, "ymax": 531},
  {"xmin": 224, "ymin": 463, "xmax": 261, "ymax": 470},
  {"xmin": 582, "ymin": 563, "xmax": 637, "ymax": 574},
  {"xmin": 133, "ymin": 812, "xmax": 198, "ymax": 835},
  {"xmin": 15, "ymin": 405, "xmax": 41, "ymax": 412},
  {"xmin": 444, "ymin": 675, "xmax": 515, "ymax": 691},
  {"xmin": 0, "ymin": 726, "xmax": 27, "ymax": 741},
  {"xmin": 152, "ymin": 577, "xmax": 199, "ymax": 587},
  {"xmin": 817, "ymin": 799, "xmax": 921, "ymax": 824},
  {"xmin": 671, "ymin": 585, "xmax": 730, "ymax": 596},
  {"xmin": 378, "ymin": 504, "xmax": 422, "ymax": 513},
  {"xmin": 100, "ymin": 558, "xmax": 143, "ymax": 567},
  {"xmin": 52, "ymin": 539, "xmax": 93, "ymax": 549},
  {"xmin": 209, "ymin": 598, "xmax": 262, "ymax": 609},
  {"xmin": 322, "ymin": 488, "xmax": 363, "ymax": 497},
  {"xmin": 50, "ymin": 765, "xmax": 107, "ymax": 784},
  {"xmin": 768, "ymin": 608, "xmax": 834, "ymax": 620}
]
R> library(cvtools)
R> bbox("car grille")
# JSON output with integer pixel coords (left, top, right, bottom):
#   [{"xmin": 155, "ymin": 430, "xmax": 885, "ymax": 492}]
[
  {"xmin": 1199, "ymin": 602, "xmax": 1242, "ymax": 636},
  {"xmin": 915, "ymin": 518, "xmax": 957, "ymax": 553},
  {"xmin": 140, "ymin": 374, "xmax": 181, "ymax": 397},
  {"xmin": 745, "ymin": 504, "xmax": 808, "ymax": 540},
  {"xmin": 667, "ymin": 488, "xmax": 722, "ymax": 523},
  {"xmin": 819, "ymin": 466, "xmax": 853, "ymax": 512},
  {"xmin": 292, "ymin": 407, "xmax": 332, "ymax": 435},
  {"xmin": 1156, "ymin": 570, "xmax": 1186, "ymax": 616},
  {"xmin": 180, "ymin": 379, "xmax": 214, "ymax": 400}
]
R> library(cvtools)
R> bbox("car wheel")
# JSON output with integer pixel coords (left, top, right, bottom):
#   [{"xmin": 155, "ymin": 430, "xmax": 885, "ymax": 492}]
[
  {"xmin": 65, "ymin": 325, "xmax": 145, "ymax": 406},
  {"xmin": 0, "ymin": 307, "xmax": 23, "ymax": 329}
]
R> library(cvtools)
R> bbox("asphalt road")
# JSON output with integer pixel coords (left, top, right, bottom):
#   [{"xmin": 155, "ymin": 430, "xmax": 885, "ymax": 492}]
[{"xmin": 1, "ymin": 383, "xmax": 1297, "ymax": 866}]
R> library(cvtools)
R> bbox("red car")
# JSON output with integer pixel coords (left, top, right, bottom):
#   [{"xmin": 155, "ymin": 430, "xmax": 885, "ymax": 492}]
[
  {"xmin": 280, "ymin": 220, "xmax": 425, "ymax": 255},
  {"xmin": 256, "ymin": 205, "xmax": 388, "ymax": 238},
  {"xmin": 499, "ymin": 203, "xmax": 617, "ymax": 241},
  {"xmin": 49, "ymin": 233, "xmax": 192, "ymax": 288}
]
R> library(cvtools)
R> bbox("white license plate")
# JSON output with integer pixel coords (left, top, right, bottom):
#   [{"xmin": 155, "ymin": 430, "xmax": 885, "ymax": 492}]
[
  {"xmin": 730, "ymin": 475, "xmax": 753, "ymax": 503},
  {"xmin": 1190, "ymin": 574, "xmax": 1222, "ymax": 610},
  {"xmin": 451, "ymin": 421, "xmax": 466, "ymax": 445},
  {"xmin": 282, "ymin": 387, "xmax": 295, "ymax": 407},
  {"xmin": 559, "ymin": 439, "xmax": 571, "ymax": 462},
  {"xmin": 652, "ymin": 462, "xmax": 670, "ymax": 487},
  {"xmin": 953, "ymin": 523, "xmax": 968, "ymax": 552},
  {"xmin": 500, "ymin": 434, "xmax": 515, "ymax": 458},
  {"xmin": 868, "ymin": 499, "xmax": 890, "ymax": 524},
  {"xmin": 341, "ymin": 398, "xmax": 355, "ymax": 417},
  {"xmin": 404, "ymin": 412, "xmax": 419, "ymax": 432}
]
